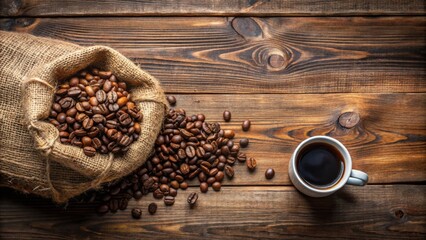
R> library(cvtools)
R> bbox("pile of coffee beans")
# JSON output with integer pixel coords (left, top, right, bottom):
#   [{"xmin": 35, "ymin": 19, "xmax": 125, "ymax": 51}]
[
  {"xmin": 48, "ymin": 68, "xmax": 142, "ymax": 157},
  {"xmin": 77, "ymin": 96, "xmax": 276, "ymax": 218},
  {"xmin": 89, "ymin": 102, "xmax": 257, "ymax": 216}
]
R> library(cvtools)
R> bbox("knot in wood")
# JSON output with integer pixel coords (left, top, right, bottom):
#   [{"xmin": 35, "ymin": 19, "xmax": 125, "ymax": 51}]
[
  {"xmin": 338, "ymin": 112, "xmax": 360, "ymax": 129},
  {"xmin": 268, "ymin": 54, "xmax": 285, "ymax": 68}
]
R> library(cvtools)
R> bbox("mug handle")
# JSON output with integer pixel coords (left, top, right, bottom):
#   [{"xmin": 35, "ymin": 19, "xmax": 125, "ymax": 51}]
[{"xmin": 346, "ymin": 169, "xmax": 368, "ymax": 186}]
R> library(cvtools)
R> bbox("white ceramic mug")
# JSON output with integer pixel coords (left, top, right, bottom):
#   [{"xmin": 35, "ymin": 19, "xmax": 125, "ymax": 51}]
[{"xmin": 288, "ymin": 136, "xmax": 368, "ymax": 197}]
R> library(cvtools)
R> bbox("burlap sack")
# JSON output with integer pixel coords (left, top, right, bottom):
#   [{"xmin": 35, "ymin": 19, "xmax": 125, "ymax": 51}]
[{"xmin": 0, "ymin": 31, "xmax": 168, "ymax": 203}]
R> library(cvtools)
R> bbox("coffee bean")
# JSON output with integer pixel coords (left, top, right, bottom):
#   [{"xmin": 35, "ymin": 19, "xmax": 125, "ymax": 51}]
[
  {"xmin": 108, "ymin": 103, "xmax": 119, "ymax": 112},
  {"xmin": 212, "ymin": 182, "xmax": 221, "ymax": 191},
  {"xmin": 237, "ymin": 153, "xmax": 247, "ymax": 162},
  {"xmin": 67, "ymin": 87, "xmax": 81, "ymax": 97},
  {"xmin": 59, "ymin": 97, "xmax": 75, "ymax": 109},
  {"xmin": 225, "ymin": 166, "xmax": 234, "ymax": 178},
  {"xmin": 169, "ymin": 188, "xmax": 178, "ymax": 197},
  {"xmin": 200, "ymin": 182, "xmax": 208, "ymax": 193},
  {"xmin": 246, "ymin": 157, "xmax": 257, "ymax": 170},
  {"xmin": 96, "ymin": 204, "xmax": 109, "ymax": 214},
  {"xmin": 118, "ymin": 113, "xmax": 132, "ymax": 126},
  {"xmin": 89, "ymin": 96, "xmax": 99, "ymax": 106},
  {"xmin": 82, "ymin": 118, "xmax": 94, "ymax": 130},
  {"xmin": 148, "ymin": 203, "xmax": 157, "ymax": 215},
  {"xmin": 83, "ymin": 146, "xmax": 96, "ymax": 157},
  {"xmin": 265, "ymin": 168, "xmax": 275, "ymax": 179},
  {"xmin": 215, "ymin": 171, "xmax": 224, "ymax": 181},
  {"xmin": 223, "ymin": 110, "xmax": 231, "ymax": 122},
  {"xmin": 131, "ymin": 208, "xmax": 142, "ymax": 219},
  {"xmin": 107, "ymin": 90, "xmax": 118, "ymax": 103},
  {"xmin": 167, "ymin": 96, "xmax": 176, "ymax": 106},
  {"xmin": 240, "ymin": 138, "xmax": 249, "ymax": 148},
  {"xmin": 95, "ymin": 90, "xmax": 107, "ymax": 103},
  {"xmin": 185, "ymin": 146, "xmax": 196, "ymax": 158},
  {"xmin": 153, "ymin": 189, "xmax": 164, "ymax": 199},
  {"xmin": 103, "ymin": 80, "xmax": 112, "ymax": 92},
  {"xmin": 164, "ymin": 196, "xmax": 175, "ymax": 206},
  {"xmin": 180, "ymin": 181, "xmax": 188, "ymax": 190},
  {"xmin": 223, "ymin": 130, "xmax": 235, "ymax": 139},
  {"xmin": 187, "ymin": 192, "xmax": 198, "ymax": 206},
  {"xmin": 242, "ymin": 120, "xmax": 251, "ymax": 131},
  {"xmin": 117, "ymin": 97, "xmax": 128, "ymax": 107}
]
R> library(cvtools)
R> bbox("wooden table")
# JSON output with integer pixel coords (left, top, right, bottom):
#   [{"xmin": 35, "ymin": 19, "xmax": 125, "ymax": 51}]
[{"xmin": 1, "ymin": 1, "xmax": 425, "ymax": 239}]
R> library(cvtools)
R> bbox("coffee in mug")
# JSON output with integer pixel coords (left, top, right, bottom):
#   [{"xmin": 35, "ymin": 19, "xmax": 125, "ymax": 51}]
[{"xmin": 289, "ymin": 136, "xmax": 368, "ymax": 197}]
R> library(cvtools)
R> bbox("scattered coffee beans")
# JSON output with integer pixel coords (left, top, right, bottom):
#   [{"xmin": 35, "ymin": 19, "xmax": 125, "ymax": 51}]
[
  {"xmin": 49, "ymin": 68, "xmax": 142, "ymax": 157},
  {"xmin": 265, "ymin": 168, "xmax": 275, "ymax": 179},
  {"xmin": 89, "ymin": 98, "xmax": 261, "ymax": 218},
  {"xmin": 242, "ymin": 120, "xmax": 251, "ymax": 131},
  {"xmin": 223, "ymin": 110, "xmax": 231, "ymax": 122},
  {"xmin": 187, "ymin": 192, "xmax": 198, "ymax": 207},
  {"xmin": 131, "ymin": 208, "xmax": 142, "ymax": 219},
  {"xmin": 247, "ymin": 157, "xmax": 257, "ymax": 171},
  {"xmin": 148, "ymin": 203, "xmax": 157, "ymax": 214},
  {"xmin": 239, "ymin": 138, "xmax": 249, "ymax": 148}
]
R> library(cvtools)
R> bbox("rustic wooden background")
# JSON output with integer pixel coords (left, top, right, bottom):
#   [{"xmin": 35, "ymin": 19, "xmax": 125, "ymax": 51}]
[{"xmin": 0, "ymin": 0, "xmax": 425, "ymax": 239}]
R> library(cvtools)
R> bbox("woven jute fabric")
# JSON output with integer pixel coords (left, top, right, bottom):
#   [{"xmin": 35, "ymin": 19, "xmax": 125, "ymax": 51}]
[{"xmin": 0, "ymin": 31, "xmax": 168, "ymax": 203}]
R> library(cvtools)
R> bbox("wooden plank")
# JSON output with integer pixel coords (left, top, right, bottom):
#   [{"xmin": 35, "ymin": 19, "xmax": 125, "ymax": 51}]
[
  {"xmin": 1, "ymin": 185, "xmax": 425, "ymax": 239},
  {"xmin": 169, "ymin": 93, "xmax": 426, "ymax": 185},
  {"xmin": 0, "ymin": 0, "xmax": 425, "ymax": 17},
  {"xmin": 1, "ymin": 17, "xmax": 425, "ymax": 93}
]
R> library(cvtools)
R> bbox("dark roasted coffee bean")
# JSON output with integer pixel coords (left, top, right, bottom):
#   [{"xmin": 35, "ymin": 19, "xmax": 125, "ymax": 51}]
[
  {"xmin": 215, "ymin": 171, "xmax": 224, "ymax": 181},
  {"xmin": 209, "ymin": 168, "xmax": 219, "ymax": 177},
  {"xmin": 131, "ymin": 208, "xmax": 142, "ymax": 219},
  {"xmin": 247, "ymin": 157, "xmax": 257, "ymax": 170},
  {"xmin": 212, "ymin": 182, "xmax": 221, "ymax": 191},
  {"xmin": 265, "ymin": 168, "xmax": 275, "ymax": 179},
  {"xmin": 169, "ymin": 188, "xmax": 177, "ymax": 197},
  {"xmin": 107, "ymin": 90, "xmax": 118, "ymax": 103},
  {"xmin": 68, "ymin": 86, "xmax": 81, "ymax": 97},
  {"xmin": 153, "ymin": 189, "xmax": 164, "ymax": 199},
  {"xmin": 167, "ymin": 96, "xmax": 176, "ymax": 106},
  {"xmin": 164, "ymin": 196, "xmax": 175, "ymax": 206},
  {"xmin": 83, "ymin": 146, "xmax": 96, "ymax": 157},
  {"xmin": 200, "ymin": 182, "xmax": 208, "ymax": 193},
  {"xmin": 223, "ymin": 110, "xmax": 231, "ymax": 122},
  {"xmin": 59, "ymin": 97, "xmax": 75, "ymax": 109},
  {"xmin": 134, "ymin": 190, "xmax": 143, "ymax": 200},
  {"xmin": 207, "ymin": 177, "xmax": 216, "ymax": 185},
  {"xmin": 119, "ymin": 113, "xmax": 132, "ymax": 126},
  {"xmin": 180, "ymin": 181, "xmax": 188, "ymax": 190},
  {"xmin": 240, "ymin": 138, "xmax": 249, "ymax": 148},
  {"xmin": 82, "ymin": 118, "xmax": 94, "ymax": 130},
  {"xmin": 96, "ymin": 204, "xmax": 109, "ymax": 214},
  {"xmin": 225, "ymin": 166, "xmax": 234, "ymax": 178},
  {"xmin": 187, "ymin": 192, "xmax": 198, "ymax": 206},
  {"xmin": 108, "ymin": 103, "xmax": 119, "ymax": 112},
  {"xmin": 148, "ymin": 203, "xmax": 157, "ymax": 215},
  {"xmin": 185, "ymin": 146, "xmax": 196, "ymax": 158},
  {"xmin": 237, "ymin": 153, "xmax": 247, "ymax": 162},
  {"xmin": 242, "ymin": 120, "xmax": 251, "ymax": 131}
]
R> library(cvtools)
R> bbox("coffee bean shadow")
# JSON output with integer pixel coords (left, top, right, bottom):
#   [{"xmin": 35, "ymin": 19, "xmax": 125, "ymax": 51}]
[
  {"xmin": 0, "ymin": 187, "xmax": 98, "ymax": 219},
  {"xmin": 298, "ymin": 188, "xmax": 356, "ymax": 222}
]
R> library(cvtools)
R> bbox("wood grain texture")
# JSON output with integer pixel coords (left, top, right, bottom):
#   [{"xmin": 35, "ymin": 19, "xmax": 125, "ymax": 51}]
[
  {"xmin": 1, "ymin": 186, "xmax": 425, "ymax": 239},
  {"xmin": 169, "ymin": 93, "xmax": 426, "ymax": 185},
  {"xmin": 1, "ymin": 17, "xmax": 425, "ymax": 93},
  {"xmin": 0, "ymin": 0, "xmax": 425, "ymax": 16}
]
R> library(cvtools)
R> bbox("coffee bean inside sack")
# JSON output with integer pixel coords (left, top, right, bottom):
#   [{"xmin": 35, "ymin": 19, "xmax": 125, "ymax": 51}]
[{"xmin": 48, "ymin": 68, "xmax": 143, "ymax": 157}]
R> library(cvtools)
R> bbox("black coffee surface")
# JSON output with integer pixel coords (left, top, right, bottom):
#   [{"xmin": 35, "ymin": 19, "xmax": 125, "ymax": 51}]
[{"xmin": 297, "ymin": 142, "xmax": 343, "ymax": 187}]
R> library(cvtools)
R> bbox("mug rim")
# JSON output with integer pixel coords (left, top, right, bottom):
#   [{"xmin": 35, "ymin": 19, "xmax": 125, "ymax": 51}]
[{"xmin": 291, "ymin": 136, "xmax": 352, "ymax": 193}]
